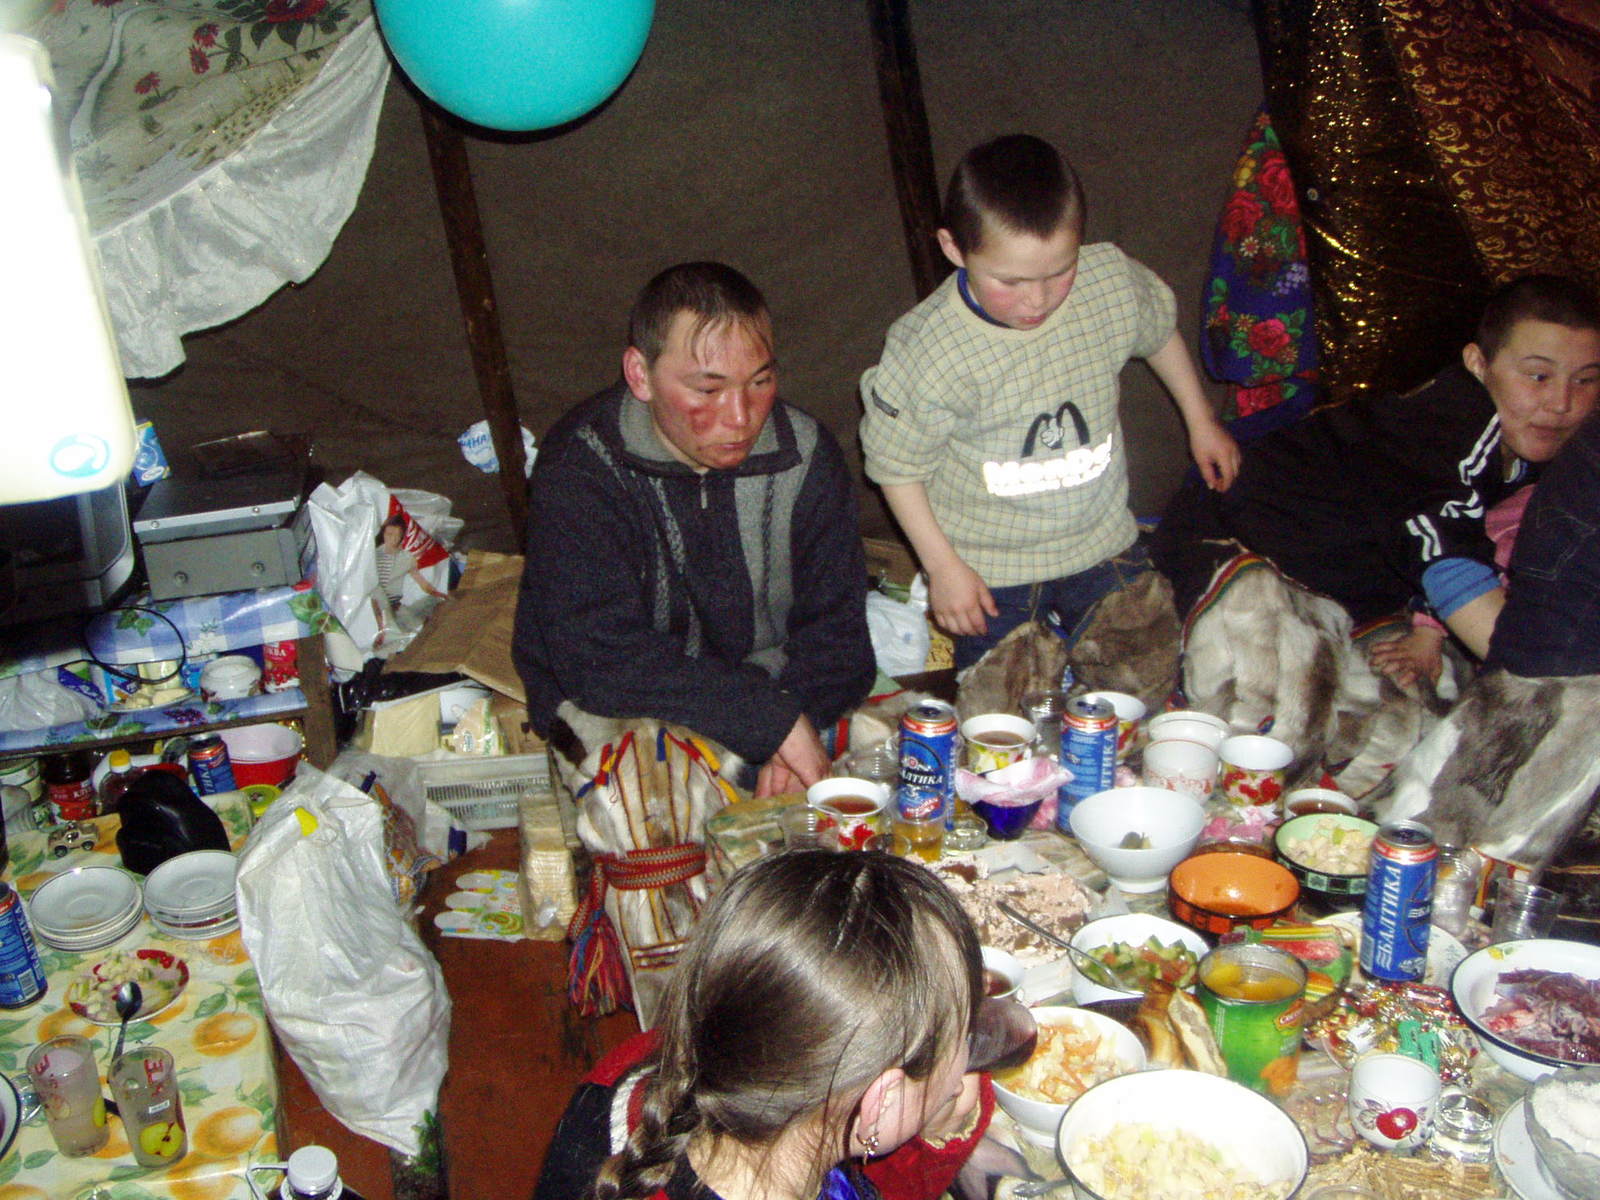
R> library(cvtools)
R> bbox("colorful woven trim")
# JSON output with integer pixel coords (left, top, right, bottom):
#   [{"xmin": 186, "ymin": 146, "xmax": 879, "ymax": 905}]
[{"xmin": 1181, "ymin": 551, "xmax": 1276, "ymax": 647}]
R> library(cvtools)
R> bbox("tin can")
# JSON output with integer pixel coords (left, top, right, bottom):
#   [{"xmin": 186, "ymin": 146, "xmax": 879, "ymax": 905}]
[
  {"xmin": 0, "ymin": 882, "xmax": 47, "ymax": 1008},
  {"xmin": 1197, "ymin": 943, "xmax": 1306, "ymax": 1096},
  {"xmin": 1360, "ymin": 820, "xmax": 1437, "ymax": 981},
  {"xmin": 1056, "ymin": 695, "xmax": 1116, "ymax": 831},
  {"xmin": 187, "ymin": 735, "xmax": 237, "ymax": 795},
  {"xmin": 41, "ymin": 751, "xmax": 96, "ymax": 822},
  {"xmin": 897, "ymin": 700, "xmax": 959, "ymax": 825},
  {"xmin": 0, "ymin": 758, "xmax": 43, "ymax": 805},
  {"xmin": 1020, "ymin": 691, "xmax": 1068, "ymax": 763}
]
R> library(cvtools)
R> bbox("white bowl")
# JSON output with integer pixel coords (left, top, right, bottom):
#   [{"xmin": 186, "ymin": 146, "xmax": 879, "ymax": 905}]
[
  {"xmin": 1068, "ymin": 787, "xmax": 1207, "ymax": 893},
  {"xmin": 143, "ymin": 850, "xmax": 238, "ymax": 917},
  {"xmin": 1528, "ymin": 1066, "xmax": 1600, "ymax": 1198},
  {"xmin": 992, "ymin": 1005, "xmax": 1145, "ymax": 1143},
  {"xmin": 27, "ymin": 867, "xmax": 142, "ymax": 934},
  {"xmin": 1057, "ymin": 1069, "xmax": 1309, "ymax": 1200},
  {"xmin": 0, "ymin": 1070, "xmax": 18, "ymax": 1162},
  {"xmin": 1068, "ymin": 913, "xmax": 1209, "ymax": 1004},
  {"xmin": 982, "ymin": 946, "xmax": 1025, "ymax": 1001},
  {"xmin": 1451, "ymin": 939, "xmax": 1600, "ymax": 1082},
  {"xmin": 1146, "ymin": 710, "xmax": 1231, "ymax": 751}
]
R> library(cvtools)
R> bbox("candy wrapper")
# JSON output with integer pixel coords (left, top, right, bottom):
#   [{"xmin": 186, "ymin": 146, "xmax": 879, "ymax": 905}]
[
  {"xmin": 1308, "ymin": 980, "xmax": 1478, "ymax": 1082},
  {"xmin": 955, "ymin": 756, "xmax": 1072, "ymax": 831},
  {"xmin": 1201, "ymin": 802, "xmax": 1279, "ymax": 846}
]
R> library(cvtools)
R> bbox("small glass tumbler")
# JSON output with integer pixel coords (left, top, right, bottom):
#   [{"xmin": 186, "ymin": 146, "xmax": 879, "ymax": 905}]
[
  {"xmin": 1489, "ymin": 879, "xmax": 1563, "ymax": 943},
  {"xmin": 26, "ymin": 1035, "xmax": 108, "ymax": 1156},
  {"xmin": 779, "ymin": 804, "xmax": 828, "ymax": 851},
  {"xmin": 1431, "ymin": 846, "xmax": 1482, "ymax": 938},
  {"xmin": 110, "ymin": 1047, "xmax": 187, "ymax": 1168}
]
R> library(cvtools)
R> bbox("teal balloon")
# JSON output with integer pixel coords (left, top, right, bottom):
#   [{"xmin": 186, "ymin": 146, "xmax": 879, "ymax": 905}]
[{"xmin": 374, "ymin": 0, "xmax": 654, "ymax": 132}]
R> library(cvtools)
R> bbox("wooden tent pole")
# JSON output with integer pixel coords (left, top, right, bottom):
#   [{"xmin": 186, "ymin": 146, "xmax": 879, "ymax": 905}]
[
  {"xmin": 865, "ymin": 0, "xmax": 946, "ymax": 299},
  {"xmin": 418, "ymin": 100, "xmax": 529, "ymax": 542}
]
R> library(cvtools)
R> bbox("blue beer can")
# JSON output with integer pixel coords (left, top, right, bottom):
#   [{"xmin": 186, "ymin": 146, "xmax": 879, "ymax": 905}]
[
  {"xmin": 187, "ymin": 734, "xmax": 237, "ymax": 795},
  {"xmin": 1360, "ymin": 820, "xmax": 1437, "ymax": 981},
  {"xmin": 1057, "ymin": 696, "xmax": 1117, "ymax": 832},
  {"xmin": 0, "ymin": 883, "xmax": 47, "ymax": 1008},
  {"xmin": 897, "ymin": 700, "xmax": 959, "ymax": 825}
]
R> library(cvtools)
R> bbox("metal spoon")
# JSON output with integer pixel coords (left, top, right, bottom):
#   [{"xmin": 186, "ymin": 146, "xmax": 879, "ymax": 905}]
[
  {"xmin": 109, "ymin": 980, "xmax": 142, "ymax": 1065},
  {"xmin": 995, "ymin": 902, "xmax": 1144, "ymax": 993},
  {"xmin": 967, "ymin": 997, "xmax": 1038, "ymax": 1073}
]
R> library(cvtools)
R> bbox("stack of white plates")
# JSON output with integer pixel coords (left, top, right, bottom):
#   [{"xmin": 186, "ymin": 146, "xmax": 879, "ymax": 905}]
[
  {"xmin": 143, "ymin": 850, "xmax": 239, "ymax": 939},
  {"xmin": 27, "ymin": 866, "xmax": 144, "ymax": 951}
]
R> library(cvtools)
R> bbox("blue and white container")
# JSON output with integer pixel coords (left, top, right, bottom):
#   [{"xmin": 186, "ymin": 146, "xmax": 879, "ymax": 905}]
[{"xmin": 1360, "ymin": 820, "xmax": 1437, "ymax": 981}]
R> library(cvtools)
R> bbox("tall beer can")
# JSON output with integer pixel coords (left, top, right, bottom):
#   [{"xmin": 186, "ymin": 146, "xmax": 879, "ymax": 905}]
[
  {"xmin": 1360, "ymin": 821, "xmax": 1437, "ymax": 981},
  {"xmin": 897, "ymin": 701, "xmax": 959, "ymax": 826},
  {"xmin": 0, "ymin": 882, "xmax": 46, "ymax": 1008},
  {"xmin": 1057, "ymin": 695, "xmax": 1117, "ymax": 831}
]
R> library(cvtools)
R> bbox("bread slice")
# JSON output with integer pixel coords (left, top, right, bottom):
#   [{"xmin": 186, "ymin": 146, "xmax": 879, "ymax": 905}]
[
  {"xmin": 1134, "ymin": 980, "xmax": 1183, "ymax": 1068},
  {"xmin": 1168, "ymin": 986, "xmax": 1228, "ymax": 1076}
]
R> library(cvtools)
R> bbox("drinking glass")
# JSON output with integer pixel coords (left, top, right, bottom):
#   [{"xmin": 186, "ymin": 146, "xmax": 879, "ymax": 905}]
[
  {"xmin": 110, "ymin": 1047, "xmax": 187, "ymax": 1168},
  {"xmin": 27, "ymin": 1035, "xmax": 107, "ymax": 1156}
]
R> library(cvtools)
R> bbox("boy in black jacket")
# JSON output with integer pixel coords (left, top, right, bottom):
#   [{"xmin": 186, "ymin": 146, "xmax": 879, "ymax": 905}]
[{"xmin": 1152, "ymin": 275, "xmax": 1600, "ymax": 666}]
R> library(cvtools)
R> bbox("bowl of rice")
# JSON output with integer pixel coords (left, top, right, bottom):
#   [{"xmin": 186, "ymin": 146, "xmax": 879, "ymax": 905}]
[
  {"xmin": 1057, "ymin": 1068, "xmax": 1308, "ymax": 1199},
  {"xmin": 990, "ymin": 1005, "xmax": 1144, "ymax": 1144},
  {"xmin": 1527, "ymin": 1065, "xmax": 1600, "ymax": 1199}
]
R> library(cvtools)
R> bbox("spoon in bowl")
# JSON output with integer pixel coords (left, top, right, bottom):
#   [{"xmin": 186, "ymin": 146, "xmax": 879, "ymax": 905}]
[
  {"xmin": 995, "ymin": 902, "xmax": 1145, "ymax": 993},
  {"xmin": 109, "ymin": 980, "xmax": 142, "ymax": 1065}
]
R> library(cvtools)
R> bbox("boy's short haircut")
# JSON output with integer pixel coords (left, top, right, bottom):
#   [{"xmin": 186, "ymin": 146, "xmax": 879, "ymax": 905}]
[
  {"xmin": 942, "ymin": 134, "xmax": 1086, "ymax": 254},
  {"xmin": 627, "ymin": 261, "xmax": 771, "ymax": 365},
  {"xmin": 1477, "ymin": 273, "xmax": 1600, "ymax": 360}
]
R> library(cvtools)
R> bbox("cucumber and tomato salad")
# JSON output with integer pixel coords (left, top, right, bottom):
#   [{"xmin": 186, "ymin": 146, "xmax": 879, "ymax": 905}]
[{"xmin": 1087, "ymin": 936, "xmax": 1199, "ymax": 989}]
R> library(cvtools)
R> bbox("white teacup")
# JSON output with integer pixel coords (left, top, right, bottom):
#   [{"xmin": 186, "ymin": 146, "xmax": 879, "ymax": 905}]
[
  {"xmin": 1146, "ymin": 709, "xmax": 1230, "ymax": 751},
  {"xmin": 1219, "ymin": 734, "xmax": 1294, "ymax": 808},
  {"xmin": 806, "ymin": 777, "xmax": 891, "ymax": 851},
  {"xmin": 1141, "ymin": 738, "xmax": 1219, "ymax": 800},
  {"xmin": 961, "ymin": 714, "xmax": 1035, "ymax": 775},
  {"xmin": 1347, "ymin": 1051, "xmax": 1441, "ymax": 1151}
]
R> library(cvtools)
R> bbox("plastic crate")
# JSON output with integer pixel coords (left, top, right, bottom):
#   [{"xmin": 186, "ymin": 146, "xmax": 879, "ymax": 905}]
[{"xmin": 414, "ymin": 752, "xmax": 551, "ymax": 831}]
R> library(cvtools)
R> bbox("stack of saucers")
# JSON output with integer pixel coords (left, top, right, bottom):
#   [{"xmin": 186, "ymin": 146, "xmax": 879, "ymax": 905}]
[
  {"xmin": 143, "ymin": 850, "xmax": 239, "ymax": 939},
  {"xmin": 27, "ymin": 866, "xmax": 145, "ymax": 951}
]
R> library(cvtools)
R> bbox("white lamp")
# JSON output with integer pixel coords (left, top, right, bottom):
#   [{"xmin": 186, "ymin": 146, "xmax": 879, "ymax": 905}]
[{"xmin": 0, "ymin": 34, "xmax": 135, "ymax": 504}]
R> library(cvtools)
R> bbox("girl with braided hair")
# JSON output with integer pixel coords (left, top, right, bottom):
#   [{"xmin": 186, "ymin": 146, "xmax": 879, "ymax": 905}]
[{"xmin": 534, "ymin": 849, "xmax": 994, "ymax": 1200}]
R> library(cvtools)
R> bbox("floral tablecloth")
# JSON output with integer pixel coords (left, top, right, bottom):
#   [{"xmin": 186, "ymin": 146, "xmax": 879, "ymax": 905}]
[
  {"xmin": 22, "ymin": 0, "xmax": 388, "ymax": 378},
  {"xmin": 0, "ymin": 793, "xmax": 279, "ymax": 1200}
]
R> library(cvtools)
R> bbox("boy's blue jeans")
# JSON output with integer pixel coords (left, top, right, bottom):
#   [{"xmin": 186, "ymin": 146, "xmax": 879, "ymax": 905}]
[{"xmin": 952, "ymin": 542, "xmax": 1153, "ymax": 671}]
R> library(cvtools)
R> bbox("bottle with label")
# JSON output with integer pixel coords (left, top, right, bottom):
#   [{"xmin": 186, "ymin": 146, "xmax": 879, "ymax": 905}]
[
  {"xmin": 41, "ymin": 751, "xmax": 96, "ymax": 823},
  {"xmin": 99, "ymin": 749, "xmax": 136, "ymax": 814},
  {"xmin": 249, "ymin": 1146, "xmax": 367, "ymax": 1200}
]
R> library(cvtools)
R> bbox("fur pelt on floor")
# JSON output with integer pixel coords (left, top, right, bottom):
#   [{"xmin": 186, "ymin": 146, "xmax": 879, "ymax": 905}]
[
  {"xmin": 956, "ymin": 571, "xmax": 1181, "ymax": 721},
  {"xmin": 1369, "ymin": 671, "xmax": 1600, "ymax": 871},
  {"xmin": 1182, "ymin": 560, "xmax": 1444, "ymax": 793}
]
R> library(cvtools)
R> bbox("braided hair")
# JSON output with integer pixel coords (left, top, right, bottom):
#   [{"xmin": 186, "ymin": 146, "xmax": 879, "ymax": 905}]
[{"xmin": 585, "ymin": 850, "xmax": 981, "ymax": 1200}]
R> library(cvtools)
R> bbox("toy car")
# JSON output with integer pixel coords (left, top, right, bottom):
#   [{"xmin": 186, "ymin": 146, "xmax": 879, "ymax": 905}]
[{"xmin": 48, "ymin": 821, "xmax": 98, "ymax": 858}]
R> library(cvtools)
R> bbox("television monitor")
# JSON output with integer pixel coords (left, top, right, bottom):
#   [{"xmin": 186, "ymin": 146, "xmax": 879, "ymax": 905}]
[{"xmin": 0, "ymin": 481, "xmax": 136, "ymax": 627}]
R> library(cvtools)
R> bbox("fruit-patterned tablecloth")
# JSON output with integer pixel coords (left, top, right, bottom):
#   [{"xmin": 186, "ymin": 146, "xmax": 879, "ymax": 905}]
[{"xmin": 0, "ymin": 794, "xmax": 279, "ymax": 1200}]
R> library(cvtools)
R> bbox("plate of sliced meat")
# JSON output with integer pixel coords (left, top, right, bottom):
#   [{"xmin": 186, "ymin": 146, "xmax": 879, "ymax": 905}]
[{"xmin": 1451, "ymin": 939, "xmax": 1600, "ymax": 1081}]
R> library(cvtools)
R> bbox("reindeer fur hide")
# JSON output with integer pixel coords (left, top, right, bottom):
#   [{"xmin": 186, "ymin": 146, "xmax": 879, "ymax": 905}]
[
  {"xmin": 1370, "ymin": 671, "xmax": 1600, "ymax": 872},
  {"xmin": 1182, "ymin": 561, "xmax": 1446, "ymax": 794},
  {"xmin": 956, "ymin": 571, "xmax": 1181, "ymax": 721}
]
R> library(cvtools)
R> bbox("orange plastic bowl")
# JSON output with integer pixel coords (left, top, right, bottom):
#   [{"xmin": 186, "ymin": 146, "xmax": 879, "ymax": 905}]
[{"xmin": 1168, "ymin": 849, "xmax": 1300, "ymax": 936}]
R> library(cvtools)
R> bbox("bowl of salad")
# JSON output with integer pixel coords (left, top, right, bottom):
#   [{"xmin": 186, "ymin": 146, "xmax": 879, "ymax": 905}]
[
  {"xmin": 1068, "ymin": 913, "xmax": 1209, "ymax": 1005},
  {"xmin": 1273, "ymin": 813, "xmax": 1378, "ymax": 912}
]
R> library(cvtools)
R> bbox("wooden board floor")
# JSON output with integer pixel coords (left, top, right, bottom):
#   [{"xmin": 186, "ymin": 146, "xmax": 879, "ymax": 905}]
[{"xmin": 274, "ymin": 831, "xmax": 635, "ymax": 1200}]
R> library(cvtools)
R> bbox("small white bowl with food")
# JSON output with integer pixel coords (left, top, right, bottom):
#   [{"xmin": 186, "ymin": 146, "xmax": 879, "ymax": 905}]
[
  {"xmin": 1527, "ymin": 1065, "xmax": 1600, "ymax": 1198},
  {"xmin": 991, "ymin": 1005, "xmax": 1145, "ymax": 1145},
  {"xmin": 1068, "ymin": 913, "xmax": 1208, "ymax": 1005},
  {"xmin": 1068, "ymin": 787, "xmax": 1207, "ymax": 894},
  {"xmin": 1057, "ymin": 1068, "xmax": 1308, "ymax": 1199},
  {"xmin": 1451, "ymin": 938, "xmax": 1600, "ymax": 1082}
]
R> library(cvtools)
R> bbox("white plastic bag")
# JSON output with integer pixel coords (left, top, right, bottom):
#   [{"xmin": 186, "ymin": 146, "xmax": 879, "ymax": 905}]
[
  {"xmin": 0, "ymin": 670, "xmax": 103, "ymax": 732},
  {"xmin": 304, "ymin": 471, "xmax": 458, "ymax": 657},
  {"xmin": 235, "ymin": 761, "xmax": 451, "ymax": 1155},
  {"xmin": 865, "ymin": 573, "xmax": 932, "ymax": 678}
]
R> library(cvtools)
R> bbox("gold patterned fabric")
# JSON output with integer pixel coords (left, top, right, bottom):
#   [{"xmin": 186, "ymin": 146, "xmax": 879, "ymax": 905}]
[{"xmin": 1256, "ymin": 0, "xmax": 1600, "ymax": 403}]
